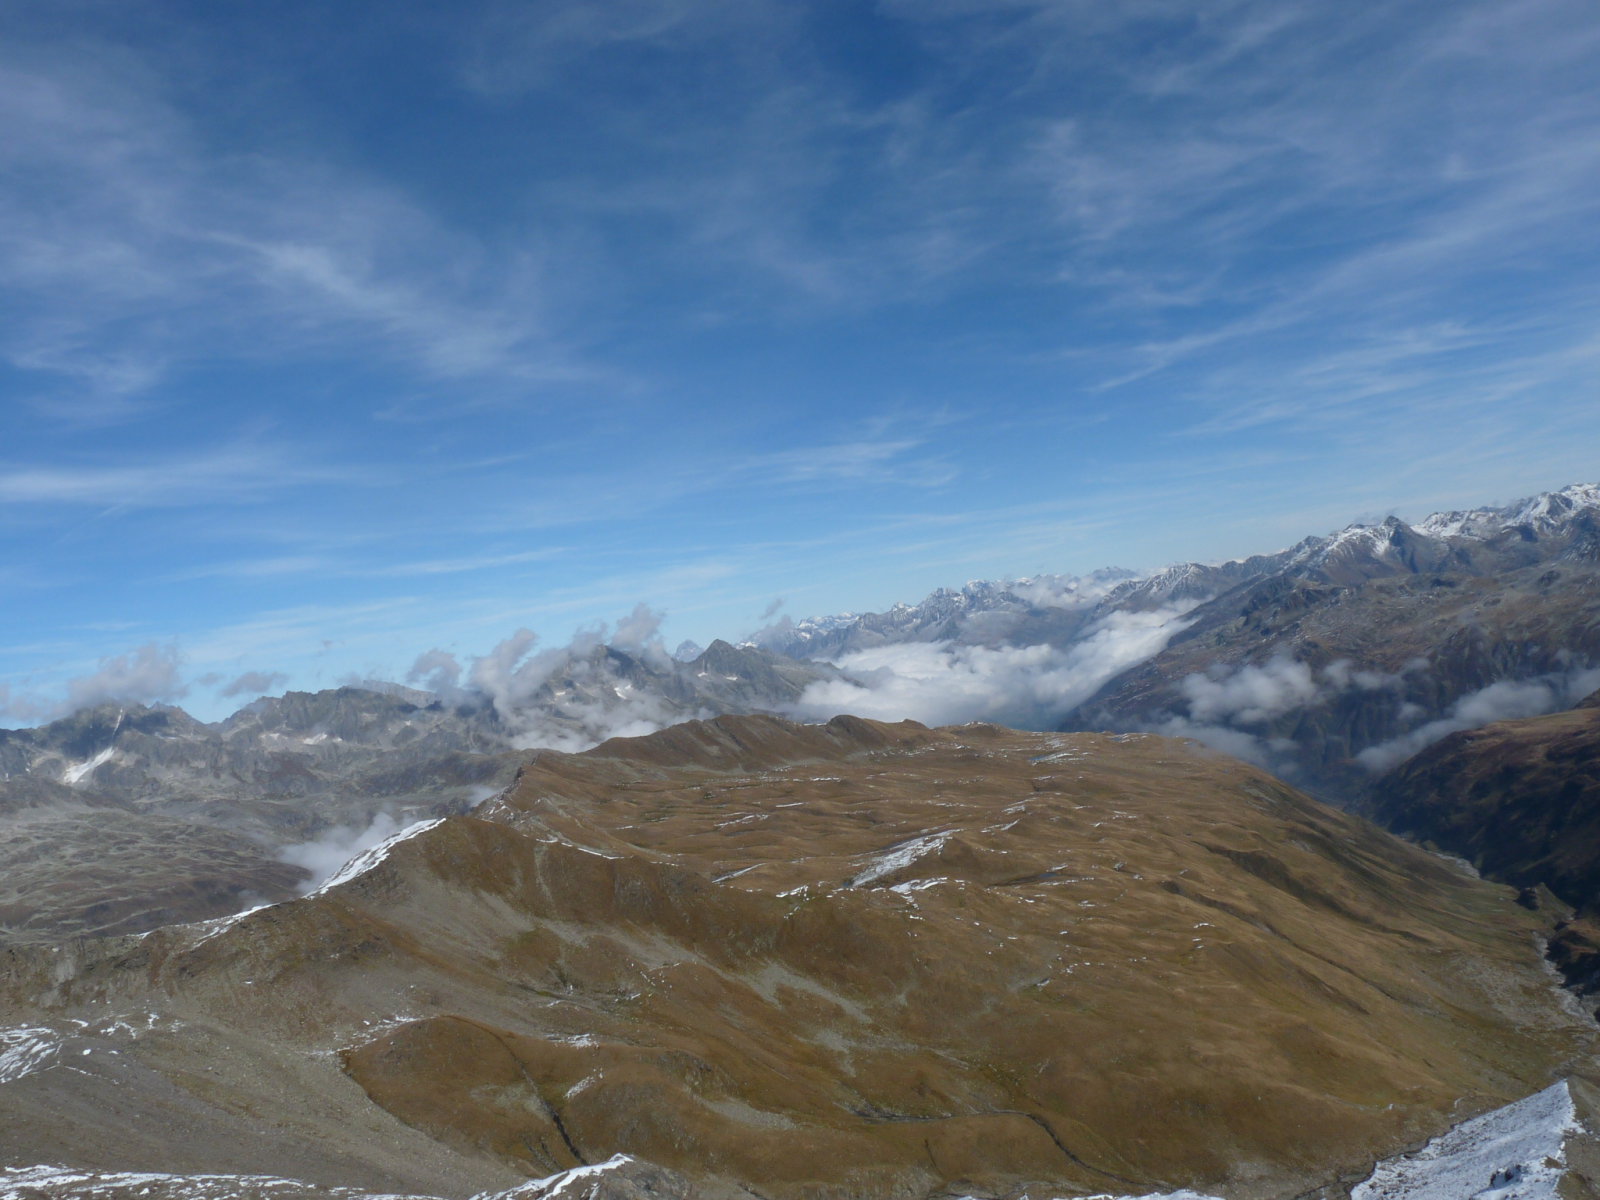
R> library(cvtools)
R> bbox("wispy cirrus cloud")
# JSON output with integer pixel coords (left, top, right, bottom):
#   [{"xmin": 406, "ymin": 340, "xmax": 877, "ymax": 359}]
[
  {"xmin": 0, "ymin": 42, "xmax": 585, "ymax": 417},
  {"xmin": 0, "ymin": 445, "xmax": 355, "ymax": 508}
]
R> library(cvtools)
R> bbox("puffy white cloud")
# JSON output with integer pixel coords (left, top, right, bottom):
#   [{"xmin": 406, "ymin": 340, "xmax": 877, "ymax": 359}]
[
  {"xmin": 1179, "ymin": 654, "xmax": 1418, "ymax": 727},
  {"xmin": 1182, "ymin": 655, "xmax": 1320, "ymax": 725},
  {"xmin": 63, "ymin": 642, "xmax": 187, "ymax": 712},
  {"xmin": 406, "ymin": 648, "xmax": 462, "ymax": 694},
  {"xmin": 406, "ymin": 605, "xmax": 687, "ymax": 753}
]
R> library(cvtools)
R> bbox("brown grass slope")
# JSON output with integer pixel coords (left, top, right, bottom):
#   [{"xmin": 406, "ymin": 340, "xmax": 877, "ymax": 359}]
[{"xmin": 0, "ymin": 716, "xmax": 1592, "ymax": 1200}]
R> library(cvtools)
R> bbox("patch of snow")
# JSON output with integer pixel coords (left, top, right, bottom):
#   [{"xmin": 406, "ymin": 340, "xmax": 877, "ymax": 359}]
[
  {"xmin": 1352, "ymin": 1080, "xmax": 1579, "ymax": 1200},
  {"xmin": 61, "ymin": 745, "xmax": 115, "ymax": 786},
  {"xmin": 890, "ymin": 877, "xmax": 946, "ymax": 894},
  {"xmin": 849, "ymin": 831, "xmax": 951, "ymax": 887},
  {"xmin": 478, "ymin": 1154, "xmax": 637, "ymax": 1200},
  {"xmin": 306, "ymin": 818, "xmax": 446, "ymax": 898},
  {"xmin": 0, "ymin": 1164, "xmax": 436, "ymax": 1199},
  {"xmin": 0, "ymin": 1027, "xmax": 60, "ymax": 1085},
  {"xmin": 186, "ymin": 904, "xmax": 271, "ymax": 949}
]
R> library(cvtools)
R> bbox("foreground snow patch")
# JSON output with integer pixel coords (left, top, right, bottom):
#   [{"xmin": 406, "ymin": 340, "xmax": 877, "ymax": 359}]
[
  {"xmin": 1353, "ymin": 1081, "xmax": 1579, "ymax": 1200},
  {"xmin": 850, "ymin": 831, "xmax": 950, "ymax": 887},
  {"xmin": 0, "ymin": 1165, "xmax": 429, "ymax": 1199}
]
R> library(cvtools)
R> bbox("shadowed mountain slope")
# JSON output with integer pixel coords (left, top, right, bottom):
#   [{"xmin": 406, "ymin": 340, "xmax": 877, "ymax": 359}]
[
  {"xmin": 1366, "ymin": 690, "xmax": 1600, "ymax": 912},
  {"xmin": 0, "ymin": 717, "xmax": 1592, "ymax": 1200}
]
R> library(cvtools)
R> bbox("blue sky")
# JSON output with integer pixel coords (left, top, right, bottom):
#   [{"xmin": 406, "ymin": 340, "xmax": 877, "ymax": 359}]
[{"xmin": 3, "ymin": 0, "xmax": 1599, "ymax": 722}]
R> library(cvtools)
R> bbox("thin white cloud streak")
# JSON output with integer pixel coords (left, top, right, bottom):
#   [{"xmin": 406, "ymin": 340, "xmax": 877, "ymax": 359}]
[
  {"xmin": 489, "ymin": 427, "xmax": 958, "ymax": 534},
  {"xmin": 172, "ymin": 547, "xmax": 565, "ymax": 583},
  {"xmin": 0, "ymin": 447, "xmax": 352, "ymax": 508},
  {"xmin": 11, "ymin": 0, "xmax": 1594, "ymax": 426},
  {"xmin": 0, "ymin": 46, "xmax": 584, "ymax": 411}
]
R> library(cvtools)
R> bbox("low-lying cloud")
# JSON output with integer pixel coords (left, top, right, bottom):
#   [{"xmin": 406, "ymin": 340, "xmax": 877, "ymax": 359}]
[
  {"xmin": 1153, "ymin": 655, "xmax": 1426, "ymax": 771},
  {"xmin": 788, "ymin": 605, "xmax": 1195, "ymax": 729},
  {"xmin": 1356, "ymin": 666, "xmax": 1600, "ymax": 774},
  {"xmin": 277, "ymin": 812, "xmax": 403, "ymax": 894},
  {"xmin": 1180, "ymin": 654, "xmax": 1419, "ymax": 726},
  {"xmin": 1148, "ymin": 654, "xmax": 1600, "ymax": 776}
]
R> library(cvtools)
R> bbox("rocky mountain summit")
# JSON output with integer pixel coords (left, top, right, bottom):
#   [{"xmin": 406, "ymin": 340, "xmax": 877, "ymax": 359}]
[{"xmin": 2, "ymin": 716, "xmax": 1595, "ymax": 1199}]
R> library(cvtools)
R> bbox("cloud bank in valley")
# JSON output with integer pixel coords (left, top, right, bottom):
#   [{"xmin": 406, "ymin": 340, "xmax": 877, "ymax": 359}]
[
  {"xmin": 1356, "ymin": 665, "xmax": 1600, "ymax": 773},
  {"xmin": 1144, "ymin": 652, "xmax": 1600, "ymax": 775},
  {"xmin": 788, "ymin": 606, "xmax": 1196, "ymax": 730},
  {"xmin": 1152, "ymin": 654, "xmax": 1429, "ymax": 769}
]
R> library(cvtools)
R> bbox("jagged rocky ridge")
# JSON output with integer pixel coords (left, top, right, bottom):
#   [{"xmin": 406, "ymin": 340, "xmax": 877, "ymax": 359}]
[
  {"xmin": 1, "ymin": 716, "xmax": 1596, "ymax": 1199},
  {"xmin": 0, "ymin": 642, "xmax": 836, "ymax": 943}
]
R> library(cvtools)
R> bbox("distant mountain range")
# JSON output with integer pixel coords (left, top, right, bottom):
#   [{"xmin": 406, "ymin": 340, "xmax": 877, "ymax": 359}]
[
  {"xmin": 758, "ymin": 481, "xmax": 1600, "ymax": 801},
  {"xmin": 6, "ymin": 489, "xmax": 1600, "ymax": 1200},
  {"xmin": 4, "ymin": 482, "xmax": 1599, "ymax": 943},
  {"xmin": 0, "ymin": 642, "xmax": 834, "ymax": 942}
]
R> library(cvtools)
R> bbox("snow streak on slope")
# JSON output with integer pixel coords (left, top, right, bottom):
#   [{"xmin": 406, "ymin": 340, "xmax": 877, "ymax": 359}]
[
  {"xmin": 306, "ymin": 818, "xmax": 445, "ymax": 898},
  {"xmin": 474, "ymin": 1154, "xmax": 639, "ymax": 1199},
  {"xmin": 0, "ymin": 1027, "xmax": 59, "ymax": 1084},
  {"xmin": 0, "ymin": 1165, "xmax": 433, "ymax": 1200},
  {"xmin": 0, "ymin": 1156, "xmax": 660, "ymax": 1200},
  {"xmin": 1352, "ymin": 1081, "xmax": 1579, "ymax": 1200},
  {"xmin": 60, "ymin": 744, "xmax": 114, "ymax": 785},
  {"xmin": 849, "ymin": 831, "xmax": 951, "ymax": 887}
]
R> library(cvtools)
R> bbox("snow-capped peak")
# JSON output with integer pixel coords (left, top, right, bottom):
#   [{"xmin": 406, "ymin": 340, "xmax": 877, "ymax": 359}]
[{"xmin": 1417, "ymin": 483, "xmax": 1600, "ymax": 541}]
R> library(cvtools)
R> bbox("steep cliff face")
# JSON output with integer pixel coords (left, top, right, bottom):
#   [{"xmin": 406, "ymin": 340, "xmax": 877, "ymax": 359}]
[{"xmin": 1, "ymin": 717, "xmax": 1591, "ymax": 1200}]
